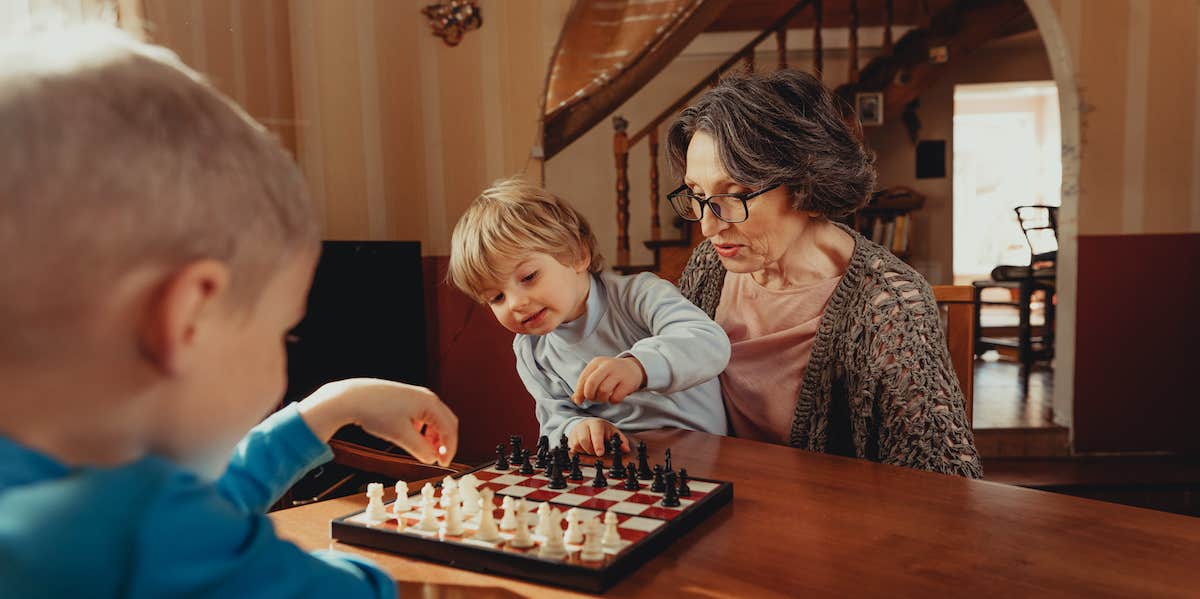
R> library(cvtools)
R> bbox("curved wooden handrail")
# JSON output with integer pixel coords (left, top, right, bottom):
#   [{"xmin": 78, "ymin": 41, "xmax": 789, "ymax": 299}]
[{"xmin": 329, "ymin": 439, "xmax": 474, "ymax": 482}]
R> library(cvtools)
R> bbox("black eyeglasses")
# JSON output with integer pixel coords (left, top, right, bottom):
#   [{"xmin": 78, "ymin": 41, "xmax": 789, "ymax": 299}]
[{"xmin": 665, "ymin": 183, "xmax": 780, "ymax": 223}]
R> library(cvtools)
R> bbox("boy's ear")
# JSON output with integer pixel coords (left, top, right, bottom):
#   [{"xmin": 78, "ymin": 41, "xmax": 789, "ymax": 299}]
[
  {"xmin": 574, "ymin": 250, "xmax": 591, "ymax": 274},
  {"xmin": 139, "ymin": 259, "xmax": 231, "ymax": 375}
]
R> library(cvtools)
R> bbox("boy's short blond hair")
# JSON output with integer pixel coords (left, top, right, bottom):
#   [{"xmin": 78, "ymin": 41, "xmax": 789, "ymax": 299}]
[
  {"xmin": 449, "ymin": 177, "xmax": 604, "ymax": 300},
  {"xmin": 0, "ymin": 25, "xmax": 319, "ymax": 360}
]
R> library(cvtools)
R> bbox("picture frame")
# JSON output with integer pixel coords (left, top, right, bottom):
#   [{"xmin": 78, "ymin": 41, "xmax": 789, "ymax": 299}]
[{"xmin": 855, "ymin": 91, "xmax": 884, "ymax": 126}]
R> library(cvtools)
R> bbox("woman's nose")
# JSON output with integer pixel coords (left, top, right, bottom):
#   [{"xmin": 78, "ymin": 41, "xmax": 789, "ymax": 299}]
[{"xmin": 699, "ymin": 209, "xmax": 728, "ymax": 238}]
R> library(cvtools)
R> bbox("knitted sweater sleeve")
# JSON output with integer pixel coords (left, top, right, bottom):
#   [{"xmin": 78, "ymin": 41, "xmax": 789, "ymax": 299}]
[
  {"xmin": 677, "ymin": 241, "xmax": 724, "ymax": 318},
  {"xmin": 857, "ymin": 258, "xmax": 983, "ymax": 478}
]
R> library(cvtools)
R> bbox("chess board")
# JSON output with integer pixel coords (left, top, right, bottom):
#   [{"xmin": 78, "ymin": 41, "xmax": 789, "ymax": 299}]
[{"xmin": 331, "ymin": 460, "xmax": 733, "ymax": 592}]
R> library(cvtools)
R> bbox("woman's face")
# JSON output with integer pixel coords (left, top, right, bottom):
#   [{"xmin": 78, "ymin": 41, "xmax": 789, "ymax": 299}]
[{"xmin": 684, "ymin": 131, "xmax": 811, "ymax": 274}]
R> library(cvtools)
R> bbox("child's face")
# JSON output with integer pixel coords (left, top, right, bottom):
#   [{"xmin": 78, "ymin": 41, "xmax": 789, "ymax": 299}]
[
  {"xmin": 155, "ymin": 251, "xmax": 317, "ymax": 478},
  {"xmin": 480, "ymin": 252, "xmax": 591, "ymax": 336}
]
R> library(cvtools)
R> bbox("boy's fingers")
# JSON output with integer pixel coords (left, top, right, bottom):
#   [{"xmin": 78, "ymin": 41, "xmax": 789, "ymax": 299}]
[
  {"xmin": 574, "ymin": 359, "xmax": 601, "ymax": 399},
  {"xmin": 589, "ymin": 424, "xmax": 607, "ymax": 456},
  {"xmin": 420, "ymin": 400, "xmax": 459, "ymax": 466},
  {"xmin": 610, "ymin": 381, "xmax": 631, "ymax": 404}
]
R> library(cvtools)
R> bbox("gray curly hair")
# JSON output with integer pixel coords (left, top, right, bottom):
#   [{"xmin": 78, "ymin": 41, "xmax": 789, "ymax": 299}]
[{"xmin": 666, "ymin": 69, "xmax": 876, "ymax": 218}]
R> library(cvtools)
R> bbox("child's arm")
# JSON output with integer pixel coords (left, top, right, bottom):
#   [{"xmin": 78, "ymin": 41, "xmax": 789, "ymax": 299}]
[
  {"xmin": 514, "ymin": 337, "xmax": 590, "ymax": 444},
  {"xmin": 217, "ymin": 379, "xmax": 458, "ymax": 514},
  {"xmin": 576, "ymin": 273, "xmax": 731, "ymax": 403}
]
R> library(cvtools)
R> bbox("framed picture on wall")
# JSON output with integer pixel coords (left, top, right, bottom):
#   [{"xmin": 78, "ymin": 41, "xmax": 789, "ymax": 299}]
[{"xmin": 855, "ymin": 92, "xmax": 884, "ymax": 126}]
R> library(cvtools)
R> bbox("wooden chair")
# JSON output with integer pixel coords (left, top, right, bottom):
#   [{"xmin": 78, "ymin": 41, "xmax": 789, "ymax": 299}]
[{"xmin": 932, "ymin": 285, "xmax": 975, "ymax": 426}]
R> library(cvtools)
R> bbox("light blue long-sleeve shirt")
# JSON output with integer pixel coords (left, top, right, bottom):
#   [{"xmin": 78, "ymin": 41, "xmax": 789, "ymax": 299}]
[
  {"xmin": 0, "ymin": 403, "xmax": 394, "ymax": 598},
  {"xmin": 515, "ymin": 270, "xmax": 730, "ymax": 442}
]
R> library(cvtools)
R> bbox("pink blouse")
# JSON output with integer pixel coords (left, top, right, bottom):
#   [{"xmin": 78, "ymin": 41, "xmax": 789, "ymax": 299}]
[{"xmin": 715, "ymin": 271, "xmax": 841, "ymax": 444}]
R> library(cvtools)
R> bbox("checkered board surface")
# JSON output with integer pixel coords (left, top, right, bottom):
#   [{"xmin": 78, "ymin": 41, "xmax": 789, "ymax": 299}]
[{"xmin": 331, "ymin": 461, "xmax": 733, "ymax": 592}]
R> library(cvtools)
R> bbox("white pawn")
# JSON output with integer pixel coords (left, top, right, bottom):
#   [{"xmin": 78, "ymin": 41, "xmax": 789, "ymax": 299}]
[
  {"xmin": 499, "ymin": 496, "xmax": 516, "ymax": 530},
  {"xmin": 508, "ymin": 499, "xmax": 535, "ymax": 548},
  {"xmin": 537, "ymin": 508, "xmax": 567, "ymax": 559},
  {"xmin": 459, "ymin": 474, "xmax": 481, "ymax": 516},
  {"xmin": 365, "ymin": 482, "xmax": 388, "ymax": 522},
  {"xmin": 601, "ymin": 509, "xmax": 621, "ymax": 550},
  {"xmin": 534, "ymin": 502, "xmax": 554, "ymax": 537},
  {"xmin": 474, "ymin": 488, "xmax": 500, "ymax": 542},
  {"xmin": 442, "ymin": 488, "xmax": 464, "ymax": 536},
  {"xmin": 564, "ymin": 508, "xmax": 584, "ymax": 544},
  {"xmin": 439, "ymin": 476, "xmax": 458, "ymax": 509},
  {"xmin": 392, "ymin": 481, "xmax": 410, "ymax": 515},
  {"xmin": 416, "ymin": 491, "xmax": 439, "ymax": 532},
  {"xmin": 579, "ymin": 518, "xmax": 605, "ymax": 561}
]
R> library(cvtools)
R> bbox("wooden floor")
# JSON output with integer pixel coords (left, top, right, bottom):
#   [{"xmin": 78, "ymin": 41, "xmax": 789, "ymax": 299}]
[{"xmin": 972, "ymin": 356, "xmax": 1055, "ymax": 429}]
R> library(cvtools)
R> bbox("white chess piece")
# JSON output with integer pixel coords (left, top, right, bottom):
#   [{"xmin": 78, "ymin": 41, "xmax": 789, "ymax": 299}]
[
  {"xmin": 459, "ymin": 474, "xmax": 480, "ymax": 515},
  {"xmin": 564, "ymin": 507, "xmax": 584, "ymax": 544},
  {"xmin": 499, "ymin": 496, "xmax": 516, "ymax": 530},
  {"xmin": 537, "ymin": 508, "xmax": 567, "ymax": 559},
  {"xmin": 416, "ymin": 484, "xmax": 439, "ymax": 532},
  {"xmin": 601, "ymin": 509, "xmax": 621, "ymax": 550},
  {"xmin": 365, "ymin": 482, "xmax": 388, "ymax": 522},
  {"xmin": 442, "ymin": 488, "xmax": 464, "ymax": 536},
  {"xmin": 439, "ymin": 476, "xmax": 458, "ymax": 509},
  {"xmin": 393, "ymin": 481, "xmax": 410, "ymax": 515},
  {"xmin": 508, "ymin": 499, "xmax": 535, "ymax": 548},
  {"xmin": 474, "ymin": 488, "xmax": 500, "ymax": 542},
  {"xmin": 534, "ymin": 502, "xmax": 554, "ymax": 537},
  {"xmin": 579, "ymin": 518, "xmax": 605, "ymax": 561}
]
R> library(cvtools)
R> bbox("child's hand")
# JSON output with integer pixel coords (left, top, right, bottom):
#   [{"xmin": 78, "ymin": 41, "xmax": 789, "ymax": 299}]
[
  {"xmin": 298, "ymin": 378, "xmax": 459, "ymax": 467},
  {"xmin": 571, "ymin": 356, "xmax": 646, "ymax": 405},
  {"xmin": 568, "ymin": 418, "xmax": 631, "ymax": 456}
]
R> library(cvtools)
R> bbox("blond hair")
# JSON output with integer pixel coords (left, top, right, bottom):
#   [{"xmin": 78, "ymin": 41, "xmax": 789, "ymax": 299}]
[
  {"xmin": 0, "ymin": 25, "xmax": 319, "ymax": 359},
  {"xmin": 448, "ymin": 176, "xmax": 604, "ymax": 300}
]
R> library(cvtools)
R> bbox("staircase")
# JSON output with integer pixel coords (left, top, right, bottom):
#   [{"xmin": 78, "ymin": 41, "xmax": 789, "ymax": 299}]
[{"xmin": 536, "ymin": 0, "xmax": 1033, "ymax": 280}]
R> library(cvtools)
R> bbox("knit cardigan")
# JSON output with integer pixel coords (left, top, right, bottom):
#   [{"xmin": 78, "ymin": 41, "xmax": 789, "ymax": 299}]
[{"xmin": 678, "ymin": 225, "xmax": 983, "ymax": 478}]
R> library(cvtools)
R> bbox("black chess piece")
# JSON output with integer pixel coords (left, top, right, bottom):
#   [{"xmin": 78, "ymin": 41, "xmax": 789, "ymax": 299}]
[
  {"xmin": 568, "ymin": 454, "xmax": 584, "ymax": 481},
  {"xmin": 661, "ymin": 471, "xmax": 681, "ymax": 507},
  {"xmin": 592, "ymin": 461, "xmax": 608, "ymax": 488},
  {"xmin": 608, "ymin": 434, "xmax": 626, "ymax": 479},
  {"xmin": 678, "ymin": 468, "xmax": 691, "ymax": 497},
  {"xmin": 495, "ymin": 443, "xmax": 510, "ymax": 470},
  {"xmin": 519, "ymin": 449, "xmax": 534, "ymax": 475},
  {"xmin": 664, "ymin": 448, "xmax": 673, "ymax": 472},
  {"xmin": 636, "ymin": 441, "xmax": 653, "ymax": 480},
  {"xmin": 536, "ymin": 435, "xmax": 550, "ymax": 469},
  {"xmin": 547, "ymin": 451, "xmax": 568, "ymax": 489},
  {"xmin": 623, "ymin": 466, "xmax": 640, "ymax": 491},
  {"xmin": 559, "ymin": 434, "xmax": 569, "ymax": 452},
  {"xmin": 559, "ymin": 447, "xmax": 571, "ymax": 473},
  {"xmin": 508, "ymin": 434, "xmax": 523, "ymax": 463},
  {"xmin": 650, "ymin": 465, "xmax": 665, "ymax": 493}
]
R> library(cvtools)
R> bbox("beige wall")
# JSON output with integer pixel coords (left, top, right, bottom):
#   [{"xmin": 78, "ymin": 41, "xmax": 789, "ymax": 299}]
[
  {"xmin": 863, "ymin": 37, "xmax": 1054, "ymax": 284},
  {"xmin": 1050, "ymin": 0, "xmax": 1200, "ymax": 235}
]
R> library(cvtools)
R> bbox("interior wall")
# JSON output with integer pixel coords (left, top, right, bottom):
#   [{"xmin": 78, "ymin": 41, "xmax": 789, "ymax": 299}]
[{"xmin": 862, "ymin": 36, "xmax": 1054, "ymax": 285}]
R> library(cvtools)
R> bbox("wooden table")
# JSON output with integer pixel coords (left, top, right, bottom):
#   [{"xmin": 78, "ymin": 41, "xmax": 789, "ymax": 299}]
[{"xmin": 271, "ymin": 430, "xmax": 1200, "ymax": 598}]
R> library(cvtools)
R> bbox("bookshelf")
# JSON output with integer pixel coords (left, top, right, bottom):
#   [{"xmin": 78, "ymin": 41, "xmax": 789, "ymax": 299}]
[{"xmin": 853, "ymin": 186, "xmax": 926, "ymax": 260}]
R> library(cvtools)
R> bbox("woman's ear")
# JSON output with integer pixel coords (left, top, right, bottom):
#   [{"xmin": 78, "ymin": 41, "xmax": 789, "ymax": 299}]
[{"xmin": 138, "ymin": 259, "xmax": 231, "ymax": 376}]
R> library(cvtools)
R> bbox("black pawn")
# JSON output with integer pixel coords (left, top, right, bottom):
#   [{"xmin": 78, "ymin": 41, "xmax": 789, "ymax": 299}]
[
  {"xmin": 650, "ymin": 465, "xmax": 665, "ymax": 493},
  {"xmin": 592, "ymin": 461, "xmax": 608, "ymax": 488},
  {"xmin": 519, "ymin": 449, "xmax": 534, "ymax": 475},
  {"xmin": 508, "ymin": 434, "xmax": 523, "ymax": 463},
  {"xmin": 678, "ymin": 468, "xmax": 691, "ymax": 497},
  {"xmin": 547, "ymin": 452, "xmax": 568, "ymax": 489},
  {"xmin": 623, "ymin": 467, "xmax": 640, "ymax": 491},
  {"xmin": 568, "ymin": 453, "xmax": 584, "ymax": 481},
  {"xmin": 560, "ymin": 447, "xmax": 571, "ymax": 473},
  {"xmin": 636, "ymin": 441, "xmax": 653, "ymax": 480},
  {"xmin": 661, "ymin": 471, "xmax": 681, "ymax": 507},
  {"xmin": 495, "ymin": 443, "xmax": 510, "ymax": 470},
  {"xmin": 664, "ymin": 448, "xmax": 673, "ymax": 473},
  {"xmin": 608, "ymin": 434, "xmax": 626, "ymax": 479}
]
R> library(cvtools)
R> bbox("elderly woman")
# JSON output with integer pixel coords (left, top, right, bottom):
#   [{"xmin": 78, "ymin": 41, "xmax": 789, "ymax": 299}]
[{"xmin": 670, "ymin": 70, "xmax": 981, "ymax": 478}]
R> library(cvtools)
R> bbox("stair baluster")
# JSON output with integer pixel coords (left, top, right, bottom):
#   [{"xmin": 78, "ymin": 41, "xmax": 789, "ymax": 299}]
[
  {"xmin": 848, "ymin": 0, "xmax": 859, "ymax": 84},
  {"xmin": 775, "ymin": 26, "xmax": 787, "ymax": 71},
  {"xmin": 613, "ymin": 116, "xmax": 630, "ymax": 266},
  {"xmin": 813, "ymin": 0, "xmax": 823, "ymax": 78},
  {"xmin": 884, "ymin": 0, "xmax": 894, "ymax": 54},
  {"xmin": 648, "ymin": 128, "xmax": 660, "ymax": 241}
]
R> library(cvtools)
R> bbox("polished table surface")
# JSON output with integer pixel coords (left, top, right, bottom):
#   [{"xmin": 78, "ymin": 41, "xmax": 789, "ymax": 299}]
[{"xmin": 270, "ymin": 430, "xmax": 1200, "ymax": 598}]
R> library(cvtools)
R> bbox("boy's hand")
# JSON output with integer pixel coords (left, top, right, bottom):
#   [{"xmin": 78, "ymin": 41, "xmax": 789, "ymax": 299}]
[
  {"xmin": 568, "ymin": 418, "xmax": 631, "ymax": 456},
  {"xmin": 571, "ymin": 356, "xmax": 646, "ymax": 405},
  {"xmin": 298, "ymin": 378, "xmax": 459, "ymax": 467}
]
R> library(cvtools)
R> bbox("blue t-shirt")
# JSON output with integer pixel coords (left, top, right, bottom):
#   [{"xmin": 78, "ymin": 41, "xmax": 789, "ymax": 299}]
[{"xmin": 0, "ymin": 404, "xmax": 395, "ymax": 598}]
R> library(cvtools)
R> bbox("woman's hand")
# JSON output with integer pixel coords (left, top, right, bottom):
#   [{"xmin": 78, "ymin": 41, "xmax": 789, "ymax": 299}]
[
  {"xmin": 571, "ymin": 356, "xmax": 647, "ymax": 405},
  {"xmin": 568, "ymin": 418, "xmax": 631, "ymax": 456},
  {"xmin": 297, "ymin": 378, "xmax": 459, "ymax": 467}
]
